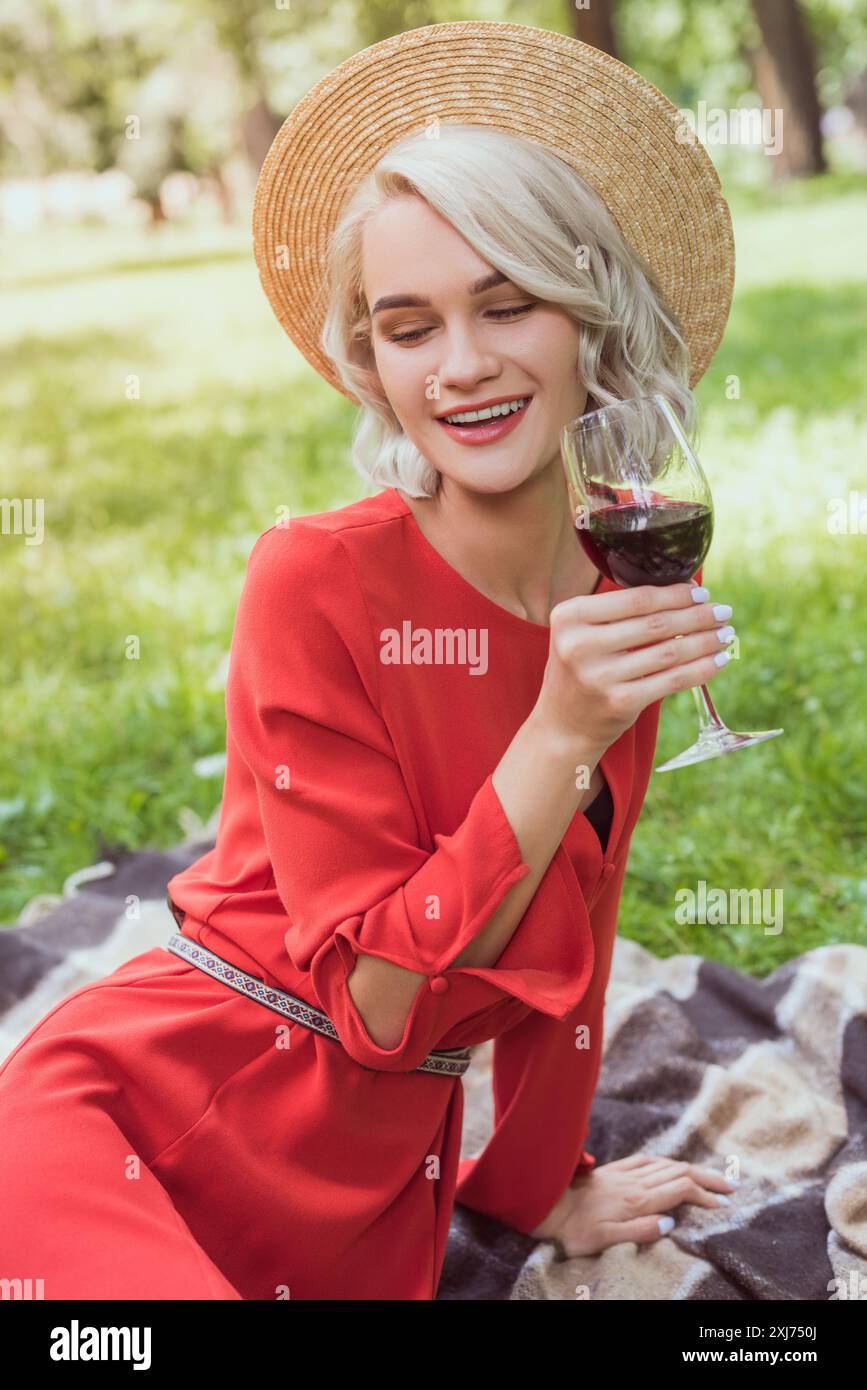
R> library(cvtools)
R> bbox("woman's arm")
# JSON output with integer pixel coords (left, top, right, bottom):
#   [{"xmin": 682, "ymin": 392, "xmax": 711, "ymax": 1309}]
[
  {"xmin": 229, "ymin": 524, "xmax": 722, "ymax": 1070},
  {"xmin": 347, "ymin": 717, "xmax": 605, "ymax": 1048},
  {"xmin": 349, "ymin": 574, "xmax": 724, "ymax": 1050}
]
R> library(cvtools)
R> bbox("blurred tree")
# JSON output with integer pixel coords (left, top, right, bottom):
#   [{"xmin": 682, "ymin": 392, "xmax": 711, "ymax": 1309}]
[
  {"xmin": 803, "ymin": 0, "xmax": 867, "ymax": 115},
  {"xmin": 0, "ymin": 0, "xmax": 335, "ymax": 205},
  {"xmin": 0, "ymin": 0, "xmax": 170, "ymax": 180},
  {"xmin": 353, "ymin": 0, "xmax": 438, "ymax": 50},
  {"xmin": 845, "ymin": 70, "xmax": 867, "ymax": 141},
  {"xmin": 611, "ymin": 0, "xmax": 861, "ymax": 180},
  {"xmin": 746, "ymin": 0, "xmax": 827, "ymax": 175},
  {"xmin": 614, "ymin": 0, "xmax": 756, "ymax": 106},
  {"xmin": 568, "ymin": 0, "xmax": 619, "ymax": 58},
  {"xmin": 2, "ymin": 0, "xmax": 864, "ymax": 197},
  {"xmin": 192, "ymin": 0, "xmax": 282, "ymax": 167}
]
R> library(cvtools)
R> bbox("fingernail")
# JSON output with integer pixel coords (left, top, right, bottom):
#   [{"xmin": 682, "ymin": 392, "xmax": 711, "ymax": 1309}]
[
  {"xmin": 715, "ymin": 1195, "xmax": 732, "ymax": 1206},
  {"xmin": 726, "ymin": 1178, "xmax": 741, "ymax": 1188},
  {"xmin": 691, "ymin": 587, "xmax": 710, "ymax": 603},
  {"xmin": 658, "ymin": 1215, "xmax": 676, "ymax": 1234},
  {"xmin": 712, "ymin": 603, "xmax": 733, "ymax": 620},
  {"xmin": 714, "ymin": 651, "xmax": 731, "ymax": 666},
  {"xmin": 716, "ymin": 625, "xmax": 736, "ymax": 643}
]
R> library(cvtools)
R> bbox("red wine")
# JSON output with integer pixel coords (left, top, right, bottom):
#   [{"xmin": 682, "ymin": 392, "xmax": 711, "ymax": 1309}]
[{"xmin": 577, "ymin": 500, "xmax": 712, "ymax": 587}]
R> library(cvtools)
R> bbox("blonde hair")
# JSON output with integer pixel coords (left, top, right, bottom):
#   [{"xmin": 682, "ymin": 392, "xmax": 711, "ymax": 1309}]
[{"xmin": 320, "ymin": 123, "xmax": 697, "ymax": 498}]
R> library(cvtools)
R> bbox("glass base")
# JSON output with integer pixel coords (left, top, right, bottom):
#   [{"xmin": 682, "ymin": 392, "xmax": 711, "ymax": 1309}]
[{"xmin": 654, "ymin": 726, "xmax": 784, "ymax": 773}]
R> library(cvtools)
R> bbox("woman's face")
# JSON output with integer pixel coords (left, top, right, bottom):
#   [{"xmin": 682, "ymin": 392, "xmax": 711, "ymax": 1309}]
[{"xmin": 362, "ymin": 194, "xmax": 590, "ymax": 495}]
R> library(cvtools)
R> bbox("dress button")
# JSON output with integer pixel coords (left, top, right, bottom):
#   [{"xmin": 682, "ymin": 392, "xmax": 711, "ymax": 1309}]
[
  {"xmin": 429, "ymin": 974, "xmax": 449, "ymax": 995},
  {"xmin": 601, "ymin": 861, "xmax": 616, "ymax": 879}
]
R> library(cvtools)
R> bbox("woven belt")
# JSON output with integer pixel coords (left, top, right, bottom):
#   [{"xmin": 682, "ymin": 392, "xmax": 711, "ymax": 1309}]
[{"xmin": 165, "ymin": 918, "xmax": 471, "ymax": 1079}]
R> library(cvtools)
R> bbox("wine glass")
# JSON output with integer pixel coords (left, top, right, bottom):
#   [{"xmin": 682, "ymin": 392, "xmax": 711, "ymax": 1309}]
[{"xmin": 560, "ymin": 393, "xmax": 783, "ymax": 772}]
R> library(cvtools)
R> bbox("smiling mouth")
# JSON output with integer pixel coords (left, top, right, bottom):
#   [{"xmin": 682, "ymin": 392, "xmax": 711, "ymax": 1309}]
[{"xmin": 438, "ymin": 396, "xmax": 532, "ymax": 428}]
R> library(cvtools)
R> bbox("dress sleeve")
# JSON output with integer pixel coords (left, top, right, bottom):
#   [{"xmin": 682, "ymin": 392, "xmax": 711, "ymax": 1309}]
[
  {"xmin": 453, "ymin": 920, "xmax": 613, "ymax": 1235},
  {"xmin": 225, "ymin": 522, "xmax": 594, "ymax": 1075},
  {"xmin": 453, "ymin": 559, "xmax": 705, "ymax": 1235}
]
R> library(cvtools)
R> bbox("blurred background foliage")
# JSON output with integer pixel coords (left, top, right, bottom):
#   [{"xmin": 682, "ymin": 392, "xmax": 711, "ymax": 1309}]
[
  {"xmin": 1, "ymin": 0, "xmax": 865, "ymax": 971},
  {"xmin": 3, "ymin": 0, "xmax": 867, "ymax": 193}
]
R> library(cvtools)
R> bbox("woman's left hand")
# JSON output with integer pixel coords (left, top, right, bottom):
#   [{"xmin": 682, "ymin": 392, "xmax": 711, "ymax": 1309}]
[{"xmin": 530, "ymin": 1153, "xmax": 737, "ymax": 1257}]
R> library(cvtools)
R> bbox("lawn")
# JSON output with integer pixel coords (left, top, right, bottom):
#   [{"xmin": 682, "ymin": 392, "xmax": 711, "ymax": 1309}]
[{"xmin": 2, "ymin": 174, "xmax": 866, "ymax": 974}]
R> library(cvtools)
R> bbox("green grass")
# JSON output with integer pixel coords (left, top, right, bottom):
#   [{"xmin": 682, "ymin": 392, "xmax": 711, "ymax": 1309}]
[
  {"xmin": 631, "ymin": 171, "xmax": 867, "ymax": 971},
  {"xmin": 2, "ymin": 186, "xmax": 866, "ymax": 976},
  {"xmin": 1, "ymin": 223, "xmax": 360, "ymax": 919}
]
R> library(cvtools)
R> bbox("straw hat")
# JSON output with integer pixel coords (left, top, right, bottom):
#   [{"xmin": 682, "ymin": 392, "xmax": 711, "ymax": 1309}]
[{"xmin": 252, "ymin": 20, "xmax": 734, "ymax": 403}]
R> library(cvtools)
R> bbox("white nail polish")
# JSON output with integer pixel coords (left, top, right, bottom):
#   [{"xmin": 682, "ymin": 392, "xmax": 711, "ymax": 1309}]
[
  {"xmin": 712, "ymin": 603, "xmax": 733, "ymax": 620},
  {"xmin": 716, "ymin": 625, "xmax": 735, "ymax": 643},
  {"xmin": 716, "ymin": 1195, "xmax": 731, "ymax": 1206},
  {"xmin": 691, "ymin": 587, "xmax": 710, "ymax": 603},
  {"xmin": 658, "ymin": 1215, "xmax": 676, "ymax": 1234},
  {"xmin": 714, "ymin": 651, "xmax": 730, "ymax": 666}
]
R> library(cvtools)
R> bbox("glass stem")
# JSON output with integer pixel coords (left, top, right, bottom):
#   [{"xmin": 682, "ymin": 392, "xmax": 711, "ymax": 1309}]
[
  {"xmin": 688, "ymin": 576, "xmax": 727, "ymax": 736},
  {"xmin": 691, "ymin": 683, "xmax": 727, "ymax": 735}
]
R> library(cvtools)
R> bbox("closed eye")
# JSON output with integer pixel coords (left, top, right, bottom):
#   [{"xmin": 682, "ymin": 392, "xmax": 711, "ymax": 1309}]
[{"xmin": 386, "ymin": 303, "xmax": 537, "ymax": 344}]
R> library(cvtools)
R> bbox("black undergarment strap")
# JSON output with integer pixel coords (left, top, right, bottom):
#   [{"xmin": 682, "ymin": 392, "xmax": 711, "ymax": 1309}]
[{"xmin": 583, "ymin": 779, "xmax": 613, "ymax": 855}]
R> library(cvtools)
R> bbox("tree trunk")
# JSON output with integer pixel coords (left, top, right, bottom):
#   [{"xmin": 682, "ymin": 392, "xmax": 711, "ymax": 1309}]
[
  {"xmin": 569, "ymin": 0, "xmax": 619, "ymax": 59},
  {"xmin": 208, "ymin": 167, "xmax": 236, "ymax": 225},
  {"xmin": 240, "ymin": 96, "xmax": 284, "ymax": 175},
  {"xmin": 748, "ymin": 0, "xmax": 826, "ymax": 178}
]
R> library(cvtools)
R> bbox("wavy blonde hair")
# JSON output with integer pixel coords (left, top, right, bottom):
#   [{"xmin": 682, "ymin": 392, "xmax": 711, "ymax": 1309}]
[{"xmin": 320, "ymin": 123, "xmax": 698, "ymax": 498}]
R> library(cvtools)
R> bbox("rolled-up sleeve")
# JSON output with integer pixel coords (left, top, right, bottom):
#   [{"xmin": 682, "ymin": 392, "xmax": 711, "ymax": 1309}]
[
  {"xmin": 454, "ymin": 1000, "xmax": 606, "ymax": 1234},
  {"xmin": 453, "ymin": 846, "xmax": 633, "ymax": 1233},
  {"xmin": 226, "ymin": 521, "xmax": 592, "ymax": 1073}
]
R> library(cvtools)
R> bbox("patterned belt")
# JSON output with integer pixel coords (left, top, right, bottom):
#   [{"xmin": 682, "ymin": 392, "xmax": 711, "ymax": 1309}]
[{"xmin": 165, "ymin": 903, "xmax": 470, "ymax": 1079}]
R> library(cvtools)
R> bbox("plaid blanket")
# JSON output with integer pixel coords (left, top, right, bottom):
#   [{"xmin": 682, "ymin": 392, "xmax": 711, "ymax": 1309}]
[{"xmin": 3, "ymin": 839, "xmax": 865, "ymax": 1301}]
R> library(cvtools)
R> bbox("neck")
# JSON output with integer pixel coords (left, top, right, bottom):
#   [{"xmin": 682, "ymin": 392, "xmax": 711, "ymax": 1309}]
[{"xmin": 401, "ymin": 463, "xmax": 600, "ymax": 624}]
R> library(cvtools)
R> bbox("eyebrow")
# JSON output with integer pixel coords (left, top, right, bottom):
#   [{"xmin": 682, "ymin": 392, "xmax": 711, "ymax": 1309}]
[{"xmin": 370, "ymin": 270, "xmax": 510, "ymax": 316}]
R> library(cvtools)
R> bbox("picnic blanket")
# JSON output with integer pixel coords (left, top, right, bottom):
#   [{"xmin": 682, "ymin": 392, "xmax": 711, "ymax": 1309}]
[{"xmin": 2, "ymin": 836, "xmax": 865, "ymax": 1302}]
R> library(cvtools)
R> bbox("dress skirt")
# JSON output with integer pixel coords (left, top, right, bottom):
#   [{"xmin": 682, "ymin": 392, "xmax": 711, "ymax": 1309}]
[{"xmin": 0, "ymin": 939, "xmax": 465, "ymax": 1301}]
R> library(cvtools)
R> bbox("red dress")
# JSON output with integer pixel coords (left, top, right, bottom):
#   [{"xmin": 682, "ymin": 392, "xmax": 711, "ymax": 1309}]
[{"xmin": 0, "ymin": 487, "xmax": 691, "ymax": 1300}]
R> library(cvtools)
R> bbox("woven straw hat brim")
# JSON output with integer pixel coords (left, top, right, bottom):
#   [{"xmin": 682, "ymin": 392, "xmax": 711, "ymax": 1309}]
[{"xmin": 252, "ymin": 20, "xmax": 735, "ymax": 404}]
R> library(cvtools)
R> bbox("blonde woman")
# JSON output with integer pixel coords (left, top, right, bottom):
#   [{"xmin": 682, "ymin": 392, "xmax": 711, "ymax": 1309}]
[{"xmin": 0, "ymin": 25, "xmax": 739, "ymax": 1300}]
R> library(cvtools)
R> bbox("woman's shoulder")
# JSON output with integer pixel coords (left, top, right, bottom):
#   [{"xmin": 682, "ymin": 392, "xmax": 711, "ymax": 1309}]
[
  {"xmin": 228, "ymin": 503, "xmax": 394, "ymax": 724},
  {"xmin": 245, "ymin": 488, "xmax": 405, "ymax": 580},
  {"xmin": 236, "ymin": 490, "xmax": 410, "ymax": 675}
]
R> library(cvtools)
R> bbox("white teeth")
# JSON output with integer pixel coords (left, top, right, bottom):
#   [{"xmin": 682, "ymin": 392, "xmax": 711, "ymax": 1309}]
[{"xmin": 442, "ymin": 397, "xmax": 528, "ymax": 424}]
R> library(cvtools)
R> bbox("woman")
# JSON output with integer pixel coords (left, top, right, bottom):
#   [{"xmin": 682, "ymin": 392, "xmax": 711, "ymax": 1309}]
[{"xmin": 0, "ymin": 24, "xmax": 739, "ymax": 1300}]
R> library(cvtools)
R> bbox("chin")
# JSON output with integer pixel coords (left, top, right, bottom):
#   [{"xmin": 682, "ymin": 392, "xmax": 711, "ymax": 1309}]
[
  {"xmin": 441, "ymin": 466, "xmax": 539, "ymax": 499},
  {"xmin": 468, "ymin": 451, "xmax": 558, "ymax": 491}
]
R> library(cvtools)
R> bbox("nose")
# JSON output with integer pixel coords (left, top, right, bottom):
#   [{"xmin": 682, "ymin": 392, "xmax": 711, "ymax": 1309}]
[{"xmin": 435, "ymin": 318, "xmax": 501, "ymax": 390}]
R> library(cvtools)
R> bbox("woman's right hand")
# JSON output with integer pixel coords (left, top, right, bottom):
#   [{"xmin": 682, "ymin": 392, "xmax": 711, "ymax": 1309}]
[{"xmin": 534, "ymin": 582, "xmax": 735, "ymax": 751}]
